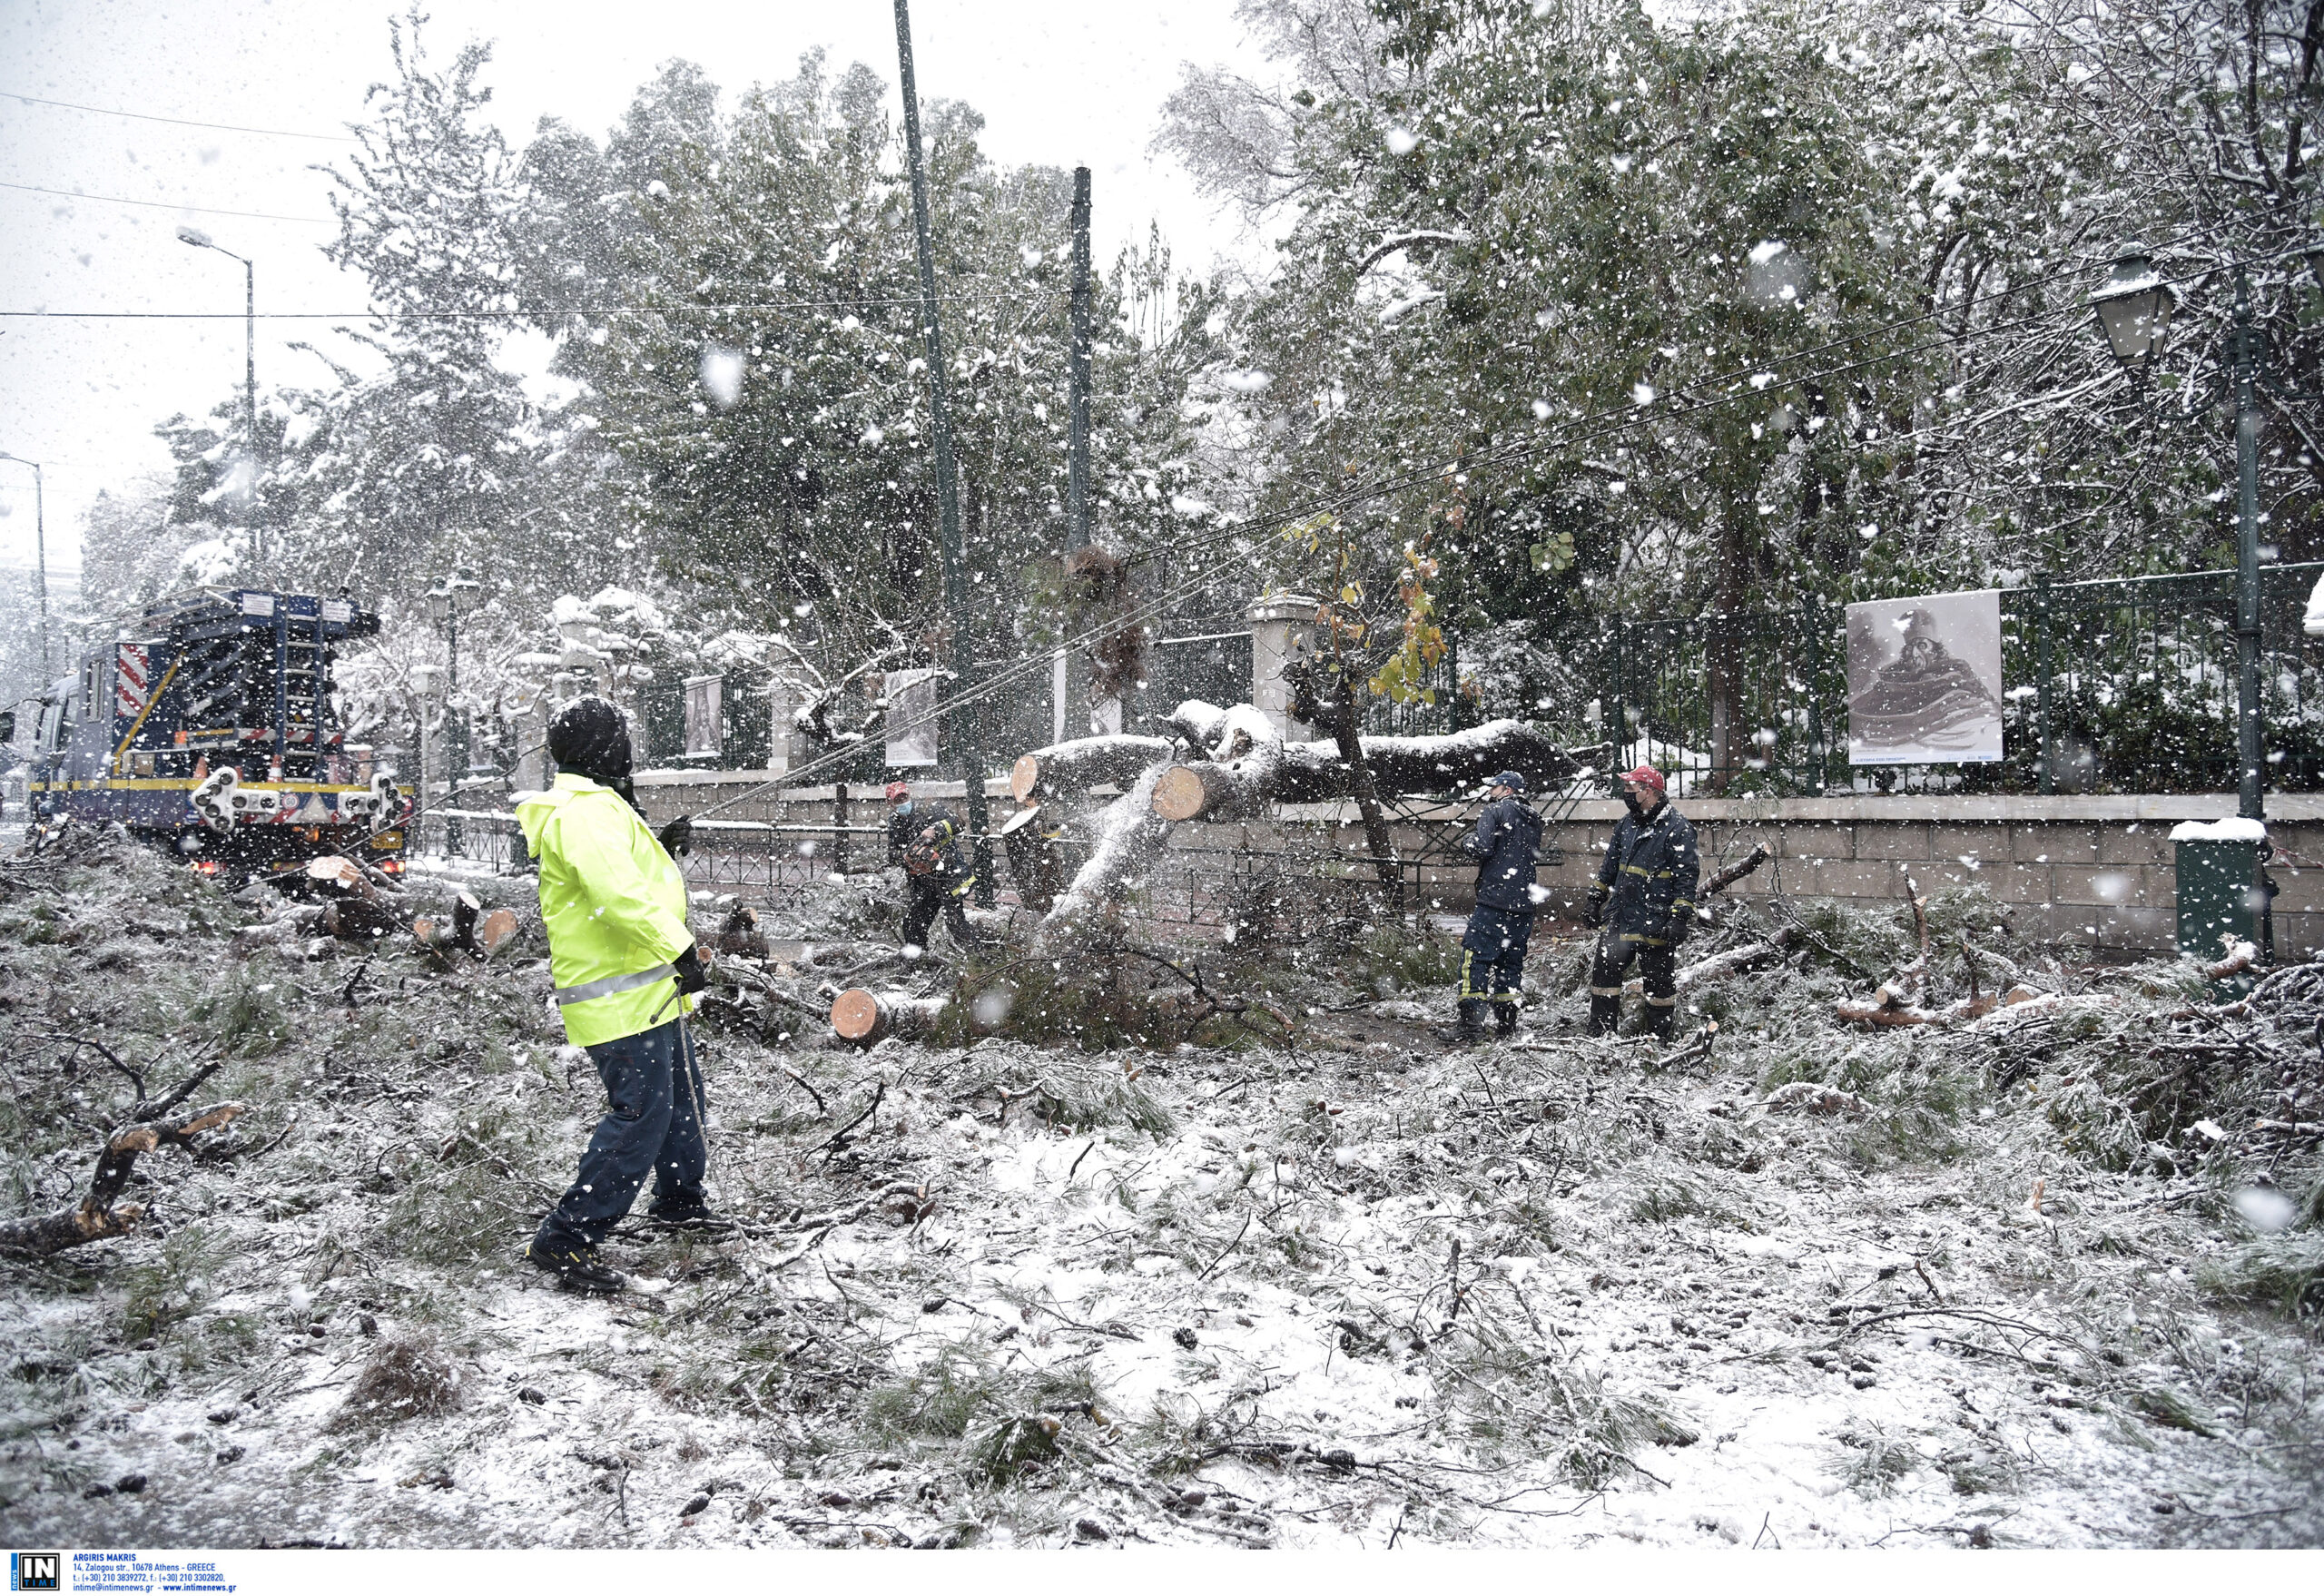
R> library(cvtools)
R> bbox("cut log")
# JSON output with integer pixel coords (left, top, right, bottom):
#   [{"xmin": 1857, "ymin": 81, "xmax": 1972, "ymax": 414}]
[
  {"xmin": 414, "ymin": 893, "xmax": 519, "ymax": 963},
  {"xmin": 830, "ymin": 988, "xmax": 950, "ymax": 1044},
  {"xmin": 1009, "ymin": 734, "xmax": 1176, "ymax": 802},
  {"xmin": 0, "ymin": 1101, "xmax": 244, "ymax": 1257},
  {"xmin": 1152, "ymin": 763, "xmax": 1248, "ymax": 823},
  {"xmin": 1147, "ymin": 716, "xmax": 1590, "ymax": 821}
]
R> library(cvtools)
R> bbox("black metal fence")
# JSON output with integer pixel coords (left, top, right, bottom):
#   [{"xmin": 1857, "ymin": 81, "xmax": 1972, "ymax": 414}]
[
  {"xmin": 1589, "ymin": 562, "xmax": 2324, "ymax": 796},
  {"xmin": 582, "ymin": 568, "xmax": 2324, "ymax": 800},
  {"xmin": 1131, "ymin": 623, "xmax": 1252, "ymax": 735}
]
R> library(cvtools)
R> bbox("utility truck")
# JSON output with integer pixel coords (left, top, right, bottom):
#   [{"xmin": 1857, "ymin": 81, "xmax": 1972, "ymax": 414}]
[{"xmin": 22, "ymin": 587, "xmax": 410, "ymax": 880}]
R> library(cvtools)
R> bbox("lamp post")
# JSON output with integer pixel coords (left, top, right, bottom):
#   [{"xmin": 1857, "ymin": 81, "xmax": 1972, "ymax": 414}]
[
  {"xmin": 893, "ymin": 0, "xmax": 996, "ymax": 904},
  {"xmin": 176, "ymin": 226, "xmax": 261, "ymax": 572},
  {"xmin": 427, "ymin": 567, "xmax": 482, "ymax": 853},
  {"xmin": 0, "ymin": 452, "xmax": 47, "ymax": 680},
  {"xmin": 2085, "ymin": 251, "xmax": 2274, "ymax": 822}
]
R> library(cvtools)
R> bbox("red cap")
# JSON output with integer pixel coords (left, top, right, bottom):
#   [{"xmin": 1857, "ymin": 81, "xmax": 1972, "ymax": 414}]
[
  {"xmin": 883, "ymin": 781, "xmax": 911, "ymax": 802},
  {"xmin": 1620, "ymin": 765, "xmax": 1666, "ymax": 797}
]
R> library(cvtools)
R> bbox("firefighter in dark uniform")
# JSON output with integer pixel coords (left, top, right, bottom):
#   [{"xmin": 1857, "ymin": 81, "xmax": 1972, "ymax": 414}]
[
  {"xmin": 1452, "ymin": 769, "xmax": 1544, "ymax": 1045},
  {"xmin": 1585, "ymin": 765, "xmax": 1700, "ymax": 1039},
  {"xmin": 885, "ymin": 780, "xmax": 983, "ymax": 951}
]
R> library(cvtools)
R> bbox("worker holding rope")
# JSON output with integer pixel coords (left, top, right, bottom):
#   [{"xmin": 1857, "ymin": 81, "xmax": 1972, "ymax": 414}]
[{"xmin": 520, "ymin": 695, "xmax": 718, "ymax": 1295}]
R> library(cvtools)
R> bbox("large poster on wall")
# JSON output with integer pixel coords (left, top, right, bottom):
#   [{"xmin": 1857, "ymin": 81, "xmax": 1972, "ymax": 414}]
[
  {"xmin": 884, "ymin": 668, "xmax": 940, "ymax": 768},
  {"xmin": 1846, "ymin": 588, "xmax": 2004, "ymax": 764}
]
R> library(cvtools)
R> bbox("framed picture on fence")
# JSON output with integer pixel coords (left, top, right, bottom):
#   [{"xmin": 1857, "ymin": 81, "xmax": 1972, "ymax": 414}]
[
  {"xmin": 883, "ymin": 668, "xmax": 940, "ymax": 768},
  {"xmin": 1846, "ymin": 588, "xmax": 2004, "ymax": 764}
]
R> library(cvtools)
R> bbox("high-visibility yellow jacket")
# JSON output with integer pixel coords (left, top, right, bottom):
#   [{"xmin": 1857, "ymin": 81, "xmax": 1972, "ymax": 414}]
[{"xmin": 517, "ymin": 772, "xmax": 694, "ymax": 1047}]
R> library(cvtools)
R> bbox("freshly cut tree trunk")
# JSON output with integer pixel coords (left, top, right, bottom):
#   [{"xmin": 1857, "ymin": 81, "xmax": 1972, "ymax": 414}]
[
  {"xmin": 1035, "ymin": 762, "xmax": 1180, "ymax": 953},
  {"xmin": 1147, "ymin": 718, "xmax": 1589, "ymax": 821},
  {"xmin": 1152, "ymin": 764, "xmax": 1246, "ymax": 823},
  {"xmin": 0, "ymin": 1103, "xmax": 243, "ymax": 1257},
  {"xmin": 1010, "ymin": 734, "xmax": 1176, "ymax": 802},
  {"xmin": 829, "ymin": 989, "xmax": 950, "ymax": 1044},
  {"xmin": 1019, "ymin": 703, "xmax": 1590, "ymax": 951}
]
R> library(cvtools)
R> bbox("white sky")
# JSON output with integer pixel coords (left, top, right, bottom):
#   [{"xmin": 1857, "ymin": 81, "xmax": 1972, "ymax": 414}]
[{"xmin": 0, "ymin": 0, "xmax": 1275, "ymax": 576}]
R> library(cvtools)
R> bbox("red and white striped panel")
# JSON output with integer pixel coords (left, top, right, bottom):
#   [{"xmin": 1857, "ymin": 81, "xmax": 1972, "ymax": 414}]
[{"xmin": 114, "ymin": 644, "xmax": 153, "ymax": 721}]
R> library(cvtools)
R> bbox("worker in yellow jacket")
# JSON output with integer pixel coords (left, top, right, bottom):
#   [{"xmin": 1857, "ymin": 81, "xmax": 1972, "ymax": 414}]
[{"xmin": 520, "ymin": 696, "xmax": 714, "ymax": 1295}]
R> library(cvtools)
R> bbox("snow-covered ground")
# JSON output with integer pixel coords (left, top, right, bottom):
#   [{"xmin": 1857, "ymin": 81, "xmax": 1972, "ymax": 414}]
[{"xmin": 0, "ymin": 829, "xmax": 2317, "ymax": 1549}]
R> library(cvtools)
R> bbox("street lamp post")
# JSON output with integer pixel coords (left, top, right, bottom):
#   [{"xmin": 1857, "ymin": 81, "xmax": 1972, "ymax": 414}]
[
  {"xmin": 176, "ymin": 226, "xmax": 261, "ymax": 571},
  {"xmin": 0, "ymin": 452, "xmax": 48, "ymax": 680},
  {"xmin": 427, "ymin": 567, "xmax": 483, "ymax": 854}
]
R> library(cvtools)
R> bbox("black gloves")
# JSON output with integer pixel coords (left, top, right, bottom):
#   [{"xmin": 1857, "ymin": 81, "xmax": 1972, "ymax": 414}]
[
  {"xmin": 1584, "ymin": 883, "xmax": 1608, "ymax": 931},
  {"xmin": 674, "ymin": 942, "xmax": 710, "ymax": 996},
  {"xmin": 659, "ymin": 815, "xmax": 694, "ymax": 858},
  {"xmin": 1669, "ymin": 903, "xmax": 1697, "ymax": 945}
]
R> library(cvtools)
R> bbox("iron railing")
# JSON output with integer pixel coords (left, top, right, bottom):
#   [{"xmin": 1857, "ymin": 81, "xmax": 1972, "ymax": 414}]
[{"xmin": 1581, "ymin": 562, "xmax": 2324, "ymax": 796}]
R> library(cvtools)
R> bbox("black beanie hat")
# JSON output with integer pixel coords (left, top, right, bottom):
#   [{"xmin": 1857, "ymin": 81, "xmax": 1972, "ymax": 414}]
[{"xmin": 548, "ymin": 695, "xmax": 642, "ymax": 813}]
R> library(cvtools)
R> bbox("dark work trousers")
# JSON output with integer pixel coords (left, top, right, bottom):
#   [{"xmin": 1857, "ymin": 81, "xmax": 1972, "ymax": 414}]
[
  {"xmin": 903, "ymin": 874, "xmax": 977, "ymax": 950},
  {"xmin": 1590, "ymin": 933, "xmax": 1679, "ymax": 1010},
  {"xmin": 1459, "ymin": 905, "xmax": 1535, "ymax": 1006},
  {"xmin": 534, "ymin": 1018, "xmax": 706, "ymax": 1251}
]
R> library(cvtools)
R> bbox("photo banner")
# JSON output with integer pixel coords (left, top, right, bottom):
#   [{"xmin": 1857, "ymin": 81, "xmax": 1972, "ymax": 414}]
[
  {"xmin": 1846, "ymin": 588, "xmax": 2004, "ymax": 764},
  {"xmin": 883, "ymin": 668, "xmax": 940, "ymax": 768}
]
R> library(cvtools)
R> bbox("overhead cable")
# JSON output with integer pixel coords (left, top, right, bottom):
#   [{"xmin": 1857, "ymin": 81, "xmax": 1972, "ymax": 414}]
[{"xmin": 1, "ymin": 91, "xmax": 359, "ymax": 143}]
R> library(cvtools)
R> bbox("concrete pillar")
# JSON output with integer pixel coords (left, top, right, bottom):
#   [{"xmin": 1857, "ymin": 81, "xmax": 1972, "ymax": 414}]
[
  {"xmin": 1246, "ymin": 593, "xmax": 1320, "ymax": 741},
  {"xmin": 510, "ymin": 688, "xmax": 549, "ymax": 791},
  {"xmin": 412, "ymin": 662, "xmax": 446, "ymax": 808},
  {"xmin": 765, "ymin": 678, "xmax": 803, "ymax": 776}
]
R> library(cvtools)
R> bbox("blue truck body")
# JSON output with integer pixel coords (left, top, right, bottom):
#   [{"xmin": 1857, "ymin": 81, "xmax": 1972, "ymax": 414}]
[{"xmin": 25, "ymin": 587, "xmax": 412, "ymax": 878}]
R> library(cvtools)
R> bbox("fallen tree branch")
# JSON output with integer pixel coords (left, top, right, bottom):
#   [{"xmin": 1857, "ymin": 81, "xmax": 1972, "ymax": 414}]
[
  {"xmin": 1700, "ymin": 843, "xmax": 1770, "ymax": 900},
  {"xmin": 1150, "ymin": 716, "xmax": 1590, "ymax": 822},
  {"xmin": 0, "ymin": 1100, "xmax": 245, "ymax": 1257},
  {"xmin": 1630, "ymin": 926, "xmax": 1799, "ymax": 996},
  {"xmin": 2203, "ymin": 940, "xmax": 2260, "ymax": 982}
]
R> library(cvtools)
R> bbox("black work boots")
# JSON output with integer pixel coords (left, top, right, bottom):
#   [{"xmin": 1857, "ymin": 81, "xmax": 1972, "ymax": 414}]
[{"xmin": 526, "ymin": 1239, "xmax": 626, "ymax": 1296}]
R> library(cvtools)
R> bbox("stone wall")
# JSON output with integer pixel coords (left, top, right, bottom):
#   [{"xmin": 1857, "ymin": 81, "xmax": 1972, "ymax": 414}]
[{"xmin": 629, "ymin": 772, "xmax": 2324, "ymax": 957}]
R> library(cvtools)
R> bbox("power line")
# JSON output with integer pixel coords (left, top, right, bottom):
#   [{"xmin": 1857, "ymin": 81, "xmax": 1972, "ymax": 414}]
[
  {"xmin": 0, "ymin": 180, "xmax": 332, "ymax": 224},
  {"xmin": 1, "ymin": 90, "xmax": 359, "ymax": 143},
  {"xmin": 0, "ymin": 295, "xmax": 1005, "ymax": 320}
]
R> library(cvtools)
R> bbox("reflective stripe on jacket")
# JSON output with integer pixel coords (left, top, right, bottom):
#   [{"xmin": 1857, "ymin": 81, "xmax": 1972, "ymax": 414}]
[
  {"xmin": 517, "ymin": 771, "xmax": 694, "ymax": 1047},
  {"xmin": 1593, "ymin": 801, "xmax": 1700, "ymax": 947}
]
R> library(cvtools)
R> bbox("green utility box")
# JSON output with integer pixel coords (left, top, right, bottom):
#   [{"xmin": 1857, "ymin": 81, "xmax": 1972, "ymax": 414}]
[{"xmin": 2173, "ymin": 821, "xmax": 2266, "ymax": 997}]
